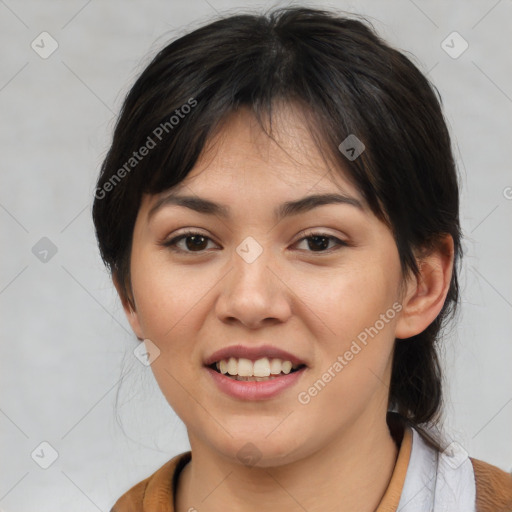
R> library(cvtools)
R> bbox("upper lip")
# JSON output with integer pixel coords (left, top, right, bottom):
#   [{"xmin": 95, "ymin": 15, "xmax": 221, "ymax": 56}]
[{"xmin": 204, "ymin": 344, "xmax": 307, "ymax": 367}]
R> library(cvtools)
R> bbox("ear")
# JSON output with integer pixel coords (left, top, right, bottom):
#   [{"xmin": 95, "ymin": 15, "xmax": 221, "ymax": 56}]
[
  {"xmin": 112, "ymin": 273, "xmax": 145, "ymax": 341},
  {"xmin": 395, "ymin": 234, "xmax": 454, "ymax": 339}
]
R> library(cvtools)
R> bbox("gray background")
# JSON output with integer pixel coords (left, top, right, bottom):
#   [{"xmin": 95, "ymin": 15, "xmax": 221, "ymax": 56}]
[{"xmin": 1, "ymin": 0, "xmax": 511, "ymax": 510}]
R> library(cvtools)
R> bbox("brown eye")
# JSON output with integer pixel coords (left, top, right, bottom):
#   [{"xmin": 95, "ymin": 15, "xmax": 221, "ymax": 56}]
[
  {"xmin": 306, "ymin": 235, "xmax": 330, "ymax": 251},
  {"xmin": 162, "ymin": 231, "xmax": 347, "ymax": 255},
  {"xmin": 183, "ymin": 234, "xmax": 208, "ymax": 251},
  {"xmin": 163, "ymin": 231, "xmax": 217, "ymax": 253},
  {"xmin": 295, "ymin": 233, "xmax": 347, "ymax": 253}
]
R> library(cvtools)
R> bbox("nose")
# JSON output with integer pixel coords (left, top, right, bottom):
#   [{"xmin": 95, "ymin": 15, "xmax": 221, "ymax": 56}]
[{"xmin": 214, "ymin": 244, "xmax": 292, "ymax": 330}]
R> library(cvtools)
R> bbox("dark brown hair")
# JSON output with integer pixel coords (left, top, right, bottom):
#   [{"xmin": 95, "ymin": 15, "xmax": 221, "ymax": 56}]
[{"xmin": 92, "ymin": 7, "xmax": 462, "ymax": 441}]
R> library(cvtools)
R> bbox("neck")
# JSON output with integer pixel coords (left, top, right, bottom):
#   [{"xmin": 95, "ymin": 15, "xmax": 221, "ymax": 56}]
[{"xmin": 176, "ymin": 413, "xmax": 400, "ymax": 512}]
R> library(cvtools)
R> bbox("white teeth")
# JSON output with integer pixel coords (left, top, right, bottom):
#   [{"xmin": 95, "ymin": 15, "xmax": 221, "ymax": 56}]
[
  {"xmin": 281, "ymin": 360, "xmax": 293, "ymax": 374},
  {"xmin": 237, "ymin": 358, "xmax": 253, "ymax": 377},
  {"xmin": 253, "ymin": 357, "xmax": 270, "ymax": 377},
  {"xmin": 214, "ymin": 357, "xmax": 300, "ymax": 377},
  {"xmin": 227, "ymin": 357, "xmax": 237, "ymax": 375},
  {"xmin": 269, "ymin": 358, "xmax": 282, "ymax": 375}
]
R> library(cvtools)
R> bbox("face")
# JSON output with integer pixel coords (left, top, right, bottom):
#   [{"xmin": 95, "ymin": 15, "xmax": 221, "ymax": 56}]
[{"xmin": 124, "ymin": 105, "xmax": 408, "ymax": 467}]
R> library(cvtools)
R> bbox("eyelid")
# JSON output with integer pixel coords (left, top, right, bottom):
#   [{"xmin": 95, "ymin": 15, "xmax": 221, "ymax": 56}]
[{"xmin": 294, "ymin": 227, "xmax": 348, "ymax": 243}]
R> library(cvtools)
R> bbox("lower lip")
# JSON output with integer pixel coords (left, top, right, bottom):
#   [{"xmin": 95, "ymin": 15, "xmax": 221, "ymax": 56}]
[{"xmin": 205, "ymin": 366, "xmax": 307, "ymax": 400}]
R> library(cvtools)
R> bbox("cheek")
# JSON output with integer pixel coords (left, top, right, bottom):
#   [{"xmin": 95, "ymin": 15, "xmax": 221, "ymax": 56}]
[
  {"xmin": 130, "ymin": 247, "xmax": 202, "ymax": 339},
  {"xmin": 295, "ymin": 269, "xmax": 399, "ymax": 432},
  {"xmin": 290, "ymin": 259, "xmax": 400, "ymax": 342},
  {"xmin": 293, "ymin": 251, "xmax": 401, "ymax": 395},
  {"xmin": 129, "ymin": 250, "xmax": 208, "ymax": 413}
]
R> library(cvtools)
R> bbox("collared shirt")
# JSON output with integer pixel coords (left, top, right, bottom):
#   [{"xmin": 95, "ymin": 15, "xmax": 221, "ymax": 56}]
[{"xmin": 110, "ymin": 422, "xmax": 512, "ymax": 511}]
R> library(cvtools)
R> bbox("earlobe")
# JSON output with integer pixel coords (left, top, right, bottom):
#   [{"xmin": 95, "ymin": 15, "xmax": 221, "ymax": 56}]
[{"xmin": 395, "ymin": 235, "xmax": 454, "ymax": 340}]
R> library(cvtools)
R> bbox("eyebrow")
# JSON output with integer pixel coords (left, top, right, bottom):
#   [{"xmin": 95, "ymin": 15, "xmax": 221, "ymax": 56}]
[{"xmin": 147, "ymin": 191, "xmax": 364, "ymax": 222}]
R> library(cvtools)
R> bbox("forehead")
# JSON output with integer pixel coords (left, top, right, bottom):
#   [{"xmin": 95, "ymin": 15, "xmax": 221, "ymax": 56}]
[
  {"xmin": 136, "ymin": 105, "xmax": 370, "ymax": 228},
  {"xmin": 170, "ymin": 104, "xmax": 361, "ymax": 200}
]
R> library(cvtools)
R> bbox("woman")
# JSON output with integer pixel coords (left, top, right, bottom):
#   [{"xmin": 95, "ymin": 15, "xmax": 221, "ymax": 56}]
[{"xmin": 92, "ymin": 7, "xmax": 512, "ymax": 512}]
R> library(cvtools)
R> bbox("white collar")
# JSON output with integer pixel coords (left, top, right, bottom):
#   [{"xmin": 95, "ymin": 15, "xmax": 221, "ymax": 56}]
[{"xmin": 396, "ymin": 425, "xmax": 476, "ymax": 511}]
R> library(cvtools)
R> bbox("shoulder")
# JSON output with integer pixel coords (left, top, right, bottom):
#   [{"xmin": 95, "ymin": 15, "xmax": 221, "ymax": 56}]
[
  {"xmin": 110, "ymin": 451, "xmax": 192, "ymax": 512},
  {"xmin": 110, "ymin": 476, "xmax": 150, "ymax": 512},
  {"xmin": 470, "ymin": 457, "xmax": 512, "ymax": 512}
]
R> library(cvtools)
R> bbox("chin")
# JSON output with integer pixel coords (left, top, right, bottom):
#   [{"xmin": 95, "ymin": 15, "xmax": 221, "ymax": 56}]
[{"xmin": 209, "ymin": 433, "xmax": 307, "ymax": 468}]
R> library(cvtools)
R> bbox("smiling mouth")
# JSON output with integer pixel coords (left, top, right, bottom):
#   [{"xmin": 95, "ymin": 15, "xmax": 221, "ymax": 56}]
[{"xmin": 207, "ymin": 359, "xmax": 307, "ymax": 382}]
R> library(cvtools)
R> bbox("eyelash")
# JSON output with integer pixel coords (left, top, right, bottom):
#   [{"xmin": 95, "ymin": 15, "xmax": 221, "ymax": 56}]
[{"xmin": 160, "ymin": 230, "xmax": 348, "ymax": 255}]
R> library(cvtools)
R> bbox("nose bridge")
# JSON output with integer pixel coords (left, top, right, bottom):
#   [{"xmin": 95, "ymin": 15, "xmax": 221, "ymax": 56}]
[
  {"xmin": 215, "ymin": 234, "xmax": 291, "ymax": 327},
  {"xmin": 232, "ymin": 234, "xmax": 274, "ymax": 296}
]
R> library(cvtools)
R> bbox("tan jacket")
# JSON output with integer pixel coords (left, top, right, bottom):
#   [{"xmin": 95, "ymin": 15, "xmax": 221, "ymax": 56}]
[{"xmin": 110, "ymin": 436, "xmax": 512, "ymax": 512}]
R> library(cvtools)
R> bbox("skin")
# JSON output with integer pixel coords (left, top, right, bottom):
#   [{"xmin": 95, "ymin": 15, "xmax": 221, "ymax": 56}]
[{"xmin": 116, "ymin": 103, "xmax": 454, "ymax": 512}]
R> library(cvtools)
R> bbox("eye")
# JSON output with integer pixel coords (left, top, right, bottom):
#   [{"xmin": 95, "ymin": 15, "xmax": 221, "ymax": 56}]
[
  {"xmin": 162, "ymin": 230, "xmax": 219, "ymax": 254},
  {"xmin": 161, "ymin": 230, "xmax": 347, "ymax": 255},
  {"xmin": 294, "ymin": 232, "xmax": 347, "ymax": 253}
]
